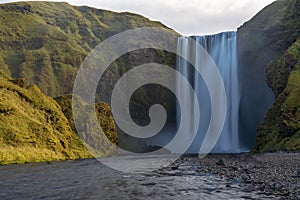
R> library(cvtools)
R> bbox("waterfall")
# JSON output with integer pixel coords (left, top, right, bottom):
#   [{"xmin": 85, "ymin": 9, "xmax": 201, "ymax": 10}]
[{"xmin": 176, "ymin": 32, "xmax": 241, "ymax": 153}]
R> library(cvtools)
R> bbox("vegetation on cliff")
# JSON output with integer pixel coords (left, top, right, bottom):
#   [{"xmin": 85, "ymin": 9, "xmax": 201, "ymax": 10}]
[
  {"xmin": 0, "ymin": 1, "xmax": 170, "ymax": 94},
  {"xmin": 55, "ymin": 94, "xmax": 118, "ymax": 156},
  {"xmin": 253, "ymin": 39, "xmax": 300, "ymax": 152},
  {"xmin": 4, "ymin": 0, "xmax": 300, "ymax": 155},
  {"xmin": 0, "ymin": 73, "xmax": 118, "ymax": 164},
  {"xmin": 0, "ymin": 74, "xmax": 91, "ymax": 164},
  {"xmin": 238, "ymin": 0, "xmax": 300, "ymax": 150},
  {"xmin": 0, "ymin": 1, "xmax": 178, "ymax": 125},
  {"xmin": 239, "ymin": 0, "xmax": 300, "ymax": 153},
  {"xmin": 0, "ymin": 1, "xmax": 179, "ymax": 164}
]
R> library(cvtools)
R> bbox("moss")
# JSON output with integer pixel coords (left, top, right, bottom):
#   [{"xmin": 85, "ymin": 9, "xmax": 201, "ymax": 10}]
[
  {"xmin": 0, "ymin": 74, "xmax": 119, "ymax": 164},
  {"xmin": 0, "ymin": 1, "xmax": 179, "ymax": 127},
  {"xmin": 9, "ymin": 78, "xmax": 26, "ymax": 88},
  {"xmin": 252, "ymin": 39, "xmax": 300, "ymax": 153},
  {"xmin": 0, "ymin": 1, "xmax": 179, "ymax": 163},
  {"xmin": 0, "ymin": 1, "xmax": 178, "ymax": 97},
  {"xmin": 54, "ymin": 94, "xmax": 118, "ymax": 147},
  {"xmin": 238, "ymin": 0, "xmax": 300, "ymax": 151},
  {"xmin": 0, "ymin": 55, "xmax": 10, "ymax": 78},
  {"xmin": 0, "ymin": 76, "xmax": 118, "ymax": 164}
]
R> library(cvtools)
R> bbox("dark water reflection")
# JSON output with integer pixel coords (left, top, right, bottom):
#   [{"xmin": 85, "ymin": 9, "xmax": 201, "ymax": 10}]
[{"xmin": 0, "ymin": 156, "xmax": 276, "ymax": 200}]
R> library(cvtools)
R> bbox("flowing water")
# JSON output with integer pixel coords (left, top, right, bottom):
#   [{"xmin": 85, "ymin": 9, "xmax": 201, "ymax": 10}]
[
  {"xmin": 176, "ymin": 32, "xmax": 242, "ymax": 153},
  {"xmin": 0, "ymin": 156, "xmax": 275, "ymax": 200}
]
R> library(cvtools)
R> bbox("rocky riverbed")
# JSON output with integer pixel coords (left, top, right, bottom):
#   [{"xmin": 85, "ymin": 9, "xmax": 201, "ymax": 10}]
[{"xmin": 160, "ymin": 153, "xmax": 300, "ymax": 199}]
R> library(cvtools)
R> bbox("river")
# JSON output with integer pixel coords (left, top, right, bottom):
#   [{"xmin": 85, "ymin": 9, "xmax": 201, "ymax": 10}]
[{"xmin": 0, "ymin": 155, "xmax": 276, "ymax": 199}]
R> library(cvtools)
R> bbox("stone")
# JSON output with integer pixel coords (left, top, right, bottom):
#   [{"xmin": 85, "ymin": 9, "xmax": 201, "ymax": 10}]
[{"xmin": 216, "ymin": 159, "xmax": 225, "ymax": 166}]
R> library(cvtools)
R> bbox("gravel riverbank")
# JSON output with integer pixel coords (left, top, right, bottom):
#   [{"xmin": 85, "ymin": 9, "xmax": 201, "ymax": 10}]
[{"xmin": 161, "ymin": 153, "xmax": 300, "ymax": 199}]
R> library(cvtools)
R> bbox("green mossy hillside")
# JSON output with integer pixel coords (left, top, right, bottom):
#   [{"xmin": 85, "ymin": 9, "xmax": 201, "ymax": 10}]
[
  {"xmin": 238, "ymin": 0, "xmax": 300, "ymax": 151},
  {"xmin": 0, "ymin": 76, "xmax": 118, "ymax": 164},
  {"xmin": 0, "ymin": 1, "xmax": 178, "ymax": 124},
  {"xmin": 0, "ymin": 1, "xmax": 177, "ymax": 97},
  {"xmin": 0, "ymin": 76, "xmax": 91, "ymax": 164},
  {"xmin": 252, "ymin": 39, "xmax": 300, "ymax": 153}
]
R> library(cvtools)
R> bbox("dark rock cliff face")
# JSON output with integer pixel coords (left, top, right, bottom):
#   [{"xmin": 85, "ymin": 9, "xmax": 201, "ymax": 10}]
[{"xmin": 238, "ymin": 0, "xmax": 300, "ymax": 152}]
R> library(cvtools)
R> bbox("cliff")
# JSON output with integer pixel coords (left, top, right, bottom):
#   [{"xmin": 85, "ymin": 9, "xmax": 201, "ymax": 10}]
[
  {"xmin": 238, "ymin": 0, "xmax": 300, "ymax": 152},
  {"xmin": 0, "ymin": 1, "xmax": 178, "ymax": 162},
  {"xmin": 0, "ymin": 2, "xmax": 178, "ymax": 125}
]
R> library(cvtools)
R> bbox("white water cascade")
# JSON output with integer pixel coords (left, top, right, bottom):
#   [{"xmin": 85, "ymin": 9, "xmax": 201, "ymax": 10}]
[{"xmin": 176, "ymin": 32, "xmax": 241, "ymax": 153}]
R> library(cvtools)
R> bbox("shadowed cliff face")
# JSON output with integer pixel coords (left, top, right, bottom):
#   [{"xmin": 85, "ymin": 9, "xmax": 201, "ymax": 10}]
[
  {"xmin": 238, "ymin": 0, "xmax": 300, "ymax": 151},
  {"xmin": 253, "ymin": 39, "xmax": 300, "ymax": 152}
]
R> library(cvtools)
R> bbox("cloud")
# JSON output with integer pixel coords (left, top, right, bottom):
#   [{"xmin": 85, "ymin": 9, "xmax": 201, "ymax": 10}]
[{"xmin": 0, "ymin": 0, "xmax": 276, "ymax": 35}]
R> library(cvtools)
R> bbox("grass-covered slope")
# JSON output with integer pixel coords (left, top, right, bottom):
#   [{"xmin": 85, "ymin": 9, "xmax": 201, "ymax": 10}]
[
  {"xmin": 0, "ymin": 1, "xmax": 176, "ymax": 162},
  {"xmin": 0, "ymin": 1, "xmax": 176, "ymax": 96},
  {"xmin": 238, "ymin": 0, "xmax": 300, "ymax": 152},
  {"xmin": 0, "ymin": 1, "xmax": 178, "ymax": 124},
  {"xmin": 0, "ymin": 75, "xmax": 91, "ymax": 164},
  {"xmin": 0, "ymin": 74, "xmax": 118, "ymax": 164}
]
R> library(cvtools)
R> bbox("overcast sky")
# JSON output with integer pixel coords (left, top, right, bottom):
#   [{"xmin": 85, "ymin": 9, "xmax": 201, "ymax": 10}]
[{"xmin": 0, "ymin": 0, "xmax": 276, "ymax": 35}]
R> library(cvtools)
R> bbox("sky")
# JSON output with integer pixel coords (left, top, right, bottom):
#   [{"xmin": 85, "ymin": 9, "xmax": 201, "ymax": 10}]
[{"xmin": 0, "ymin": 0, "xmax": 276, "ymax": 35}]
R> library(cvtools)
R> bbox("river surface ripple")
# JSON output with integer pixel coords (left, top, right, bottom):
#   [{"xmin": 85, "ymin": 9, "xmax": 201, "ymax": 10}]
[{"xmin": 0, "ymin": 156, "xmax": 277, "ymax": 200}]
